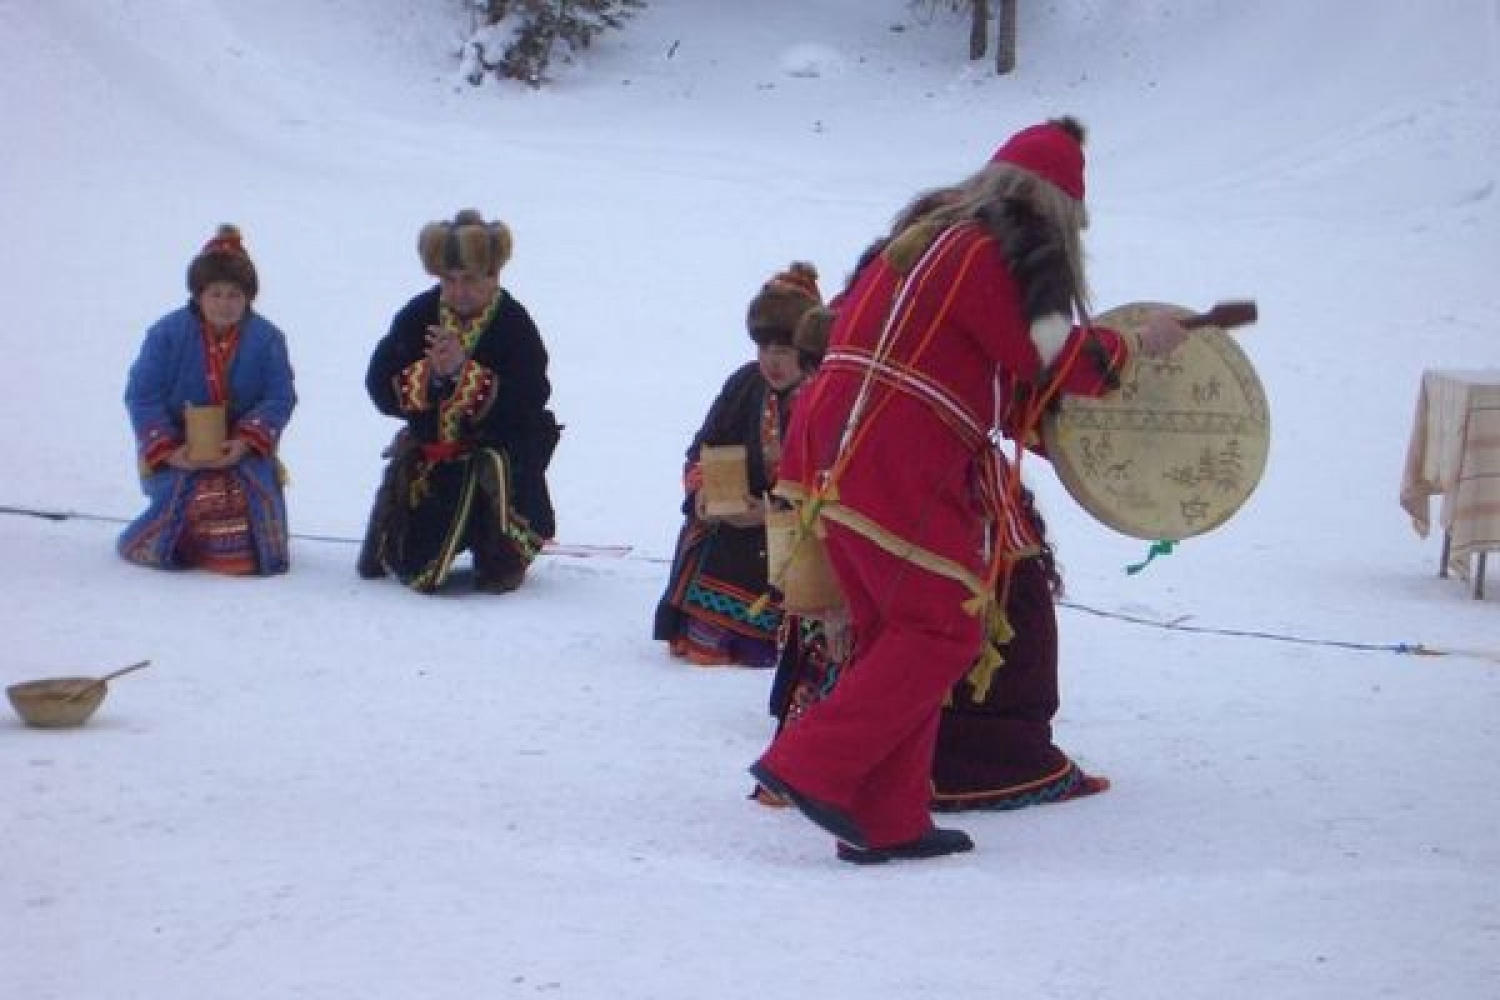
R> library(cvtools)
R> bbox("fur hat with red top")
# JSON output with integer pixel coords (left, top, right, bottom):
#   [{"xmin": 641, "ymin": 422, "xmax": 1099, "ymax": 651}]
[
  {"xmin": 187, "ymin": 224, "xmax": 259, "ymax": 301},
  {"xmin": 989, "ymin": 116, "xmax": 1086, "ymax": 201},
  {"xmin": 746, "ymin": 262, "xmax": 823, "ymax": 346}
]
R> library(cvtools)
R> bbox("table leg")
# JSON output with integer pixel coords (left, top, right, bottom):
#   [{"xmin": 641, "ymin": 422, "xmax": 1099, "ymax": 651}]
[
  {"xmin": 1439, "ymin": 531, "xmax": 1451, "ymax": 579},
  {"xmin": 1477, "ymin": 552, "xmax": 1488, "ymax": 600}
]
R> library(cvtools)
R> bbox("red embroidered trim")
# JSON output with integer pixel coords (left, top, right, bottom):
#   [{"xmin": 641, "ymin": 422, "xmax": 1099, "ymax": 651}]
[
  {"xmin": 822, "ymin": 348, "xmax": 986, "ymax": 450},
  {"xmin": 421, "ymin": 441, "xmax": 472, "ymax": 462},
  {"xmin": 201, "ymin": 324, "xmax": 240, "ymax": 405},
  {"xmin": 236, "ymin": 419, "xmax": 274, "ymax": 454},
  {"xmin": 142, "ymin": 431, "xmax": 179, "ymax": 470},
  {"xmin": 760, "ymin": 385, "xmax": 797, "ymax": 485}
]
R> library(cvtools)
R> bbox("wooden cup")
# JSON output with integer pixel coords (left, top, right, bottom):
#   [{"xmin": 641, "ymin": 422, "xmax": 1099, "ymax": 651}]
[
  {"xmin": 699, "ymin": 444, "xmax": 751, "ymax": 516},
  {"xmin": 184, "ymin": 404, "xmax": 227, "ymax": 463}
]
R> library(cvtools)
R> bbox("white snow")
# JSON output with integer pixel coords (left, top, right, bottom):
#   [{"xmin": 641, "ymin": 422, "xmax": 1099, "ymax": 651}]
[{"xmin": 3, "ymin": 1, "xmax": 1498, "ymax": 998}]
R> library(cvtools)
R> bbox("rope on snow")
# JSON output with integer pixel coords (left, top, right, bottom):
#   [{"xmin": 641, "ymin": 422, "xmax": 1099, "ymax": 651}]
[
  {"xmin": 2, "ymin": 502, "xmax": 1491, "ymax": 661},
  {"xmin": 0, "ymin": 503, "xmax": 654, "ymax": 561},
  {"xmin": 1057, "ymin": 599, "xmax": 1497, "ymax": 664}
]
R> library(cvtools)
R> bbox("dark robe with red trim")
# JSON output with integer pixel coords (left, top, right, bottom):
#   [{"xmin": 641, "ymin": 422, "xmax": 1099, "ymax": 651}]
[
  {"xmin": 364, "ymin": 287, "xmax": 559, "ymax": 592},
  {"xmin": 654, "ymin": 362, "xmax": 800, "ymax": 658}
]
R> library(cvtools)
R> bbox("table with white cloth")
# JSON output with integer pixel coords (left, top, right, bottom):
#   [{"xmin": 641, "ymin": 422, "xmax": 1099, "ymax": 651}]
[{"xmin": 1400, "ymin": 368, "xmax": 1500, "ymax": 598}]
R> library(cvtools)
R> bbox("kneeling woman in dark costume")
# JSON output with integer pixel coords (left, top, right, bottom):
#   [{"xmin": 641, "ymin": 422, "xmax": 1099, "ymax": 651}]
[
  {"xmin": 359, "ymin": 209, "xmax": 560, "ymax": 594},
  {"xmin": 653, "ymin": 264, "xmax": 824, "ymax": 667}
]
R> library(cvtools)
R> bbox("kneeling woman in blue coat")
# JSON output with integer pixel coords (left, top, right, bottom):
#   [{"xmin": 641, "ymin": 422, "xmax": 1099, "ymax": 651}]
[{"xmin": 119, "ymin": 225, "xmax": 296, "ymax": 575}]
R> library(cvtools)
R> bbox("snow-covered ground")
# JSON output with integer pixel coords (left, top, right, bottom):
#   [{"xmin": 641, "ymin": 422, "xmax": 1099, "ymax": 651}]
[{"xmin": 3, "ymin": 2, "xmax": 1498, "ymax": 997}]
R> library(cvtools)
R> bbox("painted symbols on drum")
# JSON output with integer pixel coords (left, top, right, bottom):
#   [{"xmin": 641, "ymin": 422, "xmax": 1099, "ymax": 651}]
[{"xmin": 1041, "ymin": 302, "xmax": 1270, "ymax": 541}]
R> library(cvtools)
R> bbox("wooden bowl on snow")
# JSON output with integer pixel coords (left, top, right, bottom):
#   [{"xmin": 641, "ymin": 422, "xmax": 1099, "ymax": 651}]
[
  {"xmin": 7, "ymin": 677, "xmax": 107, "ymax": 728},
  {"xmin": 6, "ymin": 660, "xmax": 151, "ymax": 729}
]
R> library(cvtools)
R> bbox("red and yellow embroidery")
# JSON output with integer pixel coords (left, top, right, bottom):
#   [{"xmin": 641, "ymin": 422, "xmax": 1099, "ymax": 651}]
[
  {"xmin": 438, "ymin": 359, "xmax": 497, "ymax": 442},
  {"xmin": 396, "ymin": 358, "xmax": 433, "ymax": 412}
]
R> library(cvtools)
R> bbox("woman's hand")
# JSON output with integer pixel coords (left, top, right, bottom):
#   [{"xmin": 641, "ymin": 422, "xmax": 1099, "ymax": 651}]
[
  {"xmin": 205, "ymin": 438, "xmax": 251, "ymax": 469},
  {"xmin": 165, "ymin": 444, "xmax": 199, "ymax": 471},
  {"xmin": 170, "ymin": 439, "xmax": 251, "ymax": 471},
  {"xmin": 694, "ymin": 485, "xmax": 763, "ymax": 526},
  {"xmin": 718, "ymin": 494, "xmax": 766, "ymax": 528}
]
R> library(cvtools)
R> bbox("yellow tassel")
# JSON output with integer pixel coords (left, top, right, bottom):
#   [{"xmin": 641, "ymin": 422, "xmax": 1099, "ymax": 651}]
[
  {"xmin": 988, "ymin": 607, "xmax": 1015, "ymax": 647},
  {"xmin": 747, "ymin": 593, "xmax": 772, "ymax": 618},
  {"xmin": 961, "ymin": 591, "xmax": 991, "ymax": 616},
  {"xmin": 962, "ymin": 608, "xmax": 1013, "ymax": 703},
  {"xmin": 965, "ymin": 645, "xmax": 1006, "ymax": 703}
]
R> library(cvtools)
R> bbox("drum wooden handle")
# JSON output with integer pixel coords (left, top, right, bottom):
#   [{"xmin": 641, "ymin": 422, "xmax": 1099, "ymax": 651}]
[{"xmin": 1185, "ymin": 300, "xmax": 1257, "ymax": 331}]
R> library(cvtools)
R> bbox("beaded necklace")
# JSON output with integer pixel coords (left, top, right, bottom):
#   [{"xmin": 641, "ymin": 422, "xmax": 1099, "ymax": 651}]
[{"xmin": 760, "ymin": 380, "xmax": 804, "ymax": 485}]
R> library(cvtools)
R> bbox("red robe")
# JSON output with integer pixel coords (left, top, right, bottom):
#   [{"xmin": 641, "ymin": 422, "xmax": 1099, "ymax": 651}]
[
  {"xmin": 759, "ymin": 220, "xmax": 1130, "ymax": 849},
  {"xmin": 777, "ymin": 220, "xmax": 1127, "ymax": 601}
]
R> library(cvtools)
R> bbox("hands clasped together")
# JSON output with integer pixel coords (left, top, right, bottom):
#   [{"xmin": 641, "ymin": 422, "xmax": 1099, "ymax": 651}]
[
  {"xmin": 166, "ymin": 438, "xmax": 250, "ymax": 471},
  {"xmin": 426, "ymin": 324, "xmax": 467, "ymax": 381}
]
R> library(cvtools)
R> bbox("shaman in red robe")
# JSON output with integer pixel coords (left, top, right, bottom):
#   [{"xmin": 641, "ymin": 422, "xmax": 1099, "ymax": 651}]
[{"xmin": 754, "ymin": 118, "xmax": 1173, "ymax": 859}]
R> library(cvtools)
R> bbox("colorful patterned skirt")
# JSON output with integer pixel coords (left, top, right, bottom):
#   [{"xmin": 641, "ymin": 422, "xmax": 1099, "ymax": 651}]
[
  {"xmin": 654, "ymin": 518, "xmax": 781, "ymax": 668},
  {"xmin": 176, "ymin": 469, "xmax": 257, "ymax": 575},
  {"xmin": 118, "ymin": 457, "xmax": 289, "ymax": 576}
]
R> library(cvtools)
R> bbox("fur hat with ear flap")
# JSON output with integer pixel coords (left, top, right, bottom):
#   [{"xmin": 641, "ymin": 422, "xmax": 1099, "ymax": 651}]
[
  {"xmin": 187, "ymin": 224, "xmax": 259, "ymax": 301},
  {"xmin": 793, "ymin": 306, "xmax": 834, "ymax": 367},
  {"xmin": 418, "ymin": 208, "xmax": 514, "ymax": 277},
  {"xmin": 746, "ymin": 261, "xmax": 822, "ymax": 346}
]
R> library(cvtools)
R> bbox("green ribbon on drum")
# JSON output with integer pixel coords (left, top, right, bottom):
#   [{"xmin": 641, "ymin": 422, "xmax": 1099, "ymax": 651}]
[{"xmin": 1125, "ymin": 539, "xmax": 1176, "ymax": 575}]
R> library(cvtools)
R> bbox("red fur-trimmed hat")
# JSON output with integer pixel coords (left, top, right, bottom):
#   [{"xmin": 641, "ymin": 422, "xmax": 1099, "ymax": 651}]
[
  {"xmin": 990, "ymin": 116, "xmax": 1087, "ymax": 200},
  {"xmin": 187, "ymin": 224, "xmax": 258, "ymax": 300}
]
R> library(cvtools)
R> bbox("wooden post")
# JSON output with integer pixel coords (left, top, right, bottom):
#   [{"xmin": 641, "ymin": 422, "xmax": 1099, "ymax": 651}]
[
  {"xmin": 970, "ymin": 0, "xmax": 990, "ymax": 60},
  {"xmin": 996, "ymin": 0, "xmax": 1017, "ymax": 74}
]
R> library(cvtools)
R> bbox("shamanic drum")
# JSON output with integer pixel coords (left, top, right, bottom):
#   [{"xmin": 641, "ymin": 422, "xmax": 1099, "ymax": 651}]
[{"xmin": 1041, "ymin": 301, "xmax": 1269, "ymax": 541}]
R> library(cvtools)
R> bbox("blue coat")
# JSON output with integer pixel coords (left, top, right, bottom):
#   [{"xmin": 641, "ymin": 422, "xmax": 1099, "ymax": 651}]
[{"xmin": 119, "ymin": 304, "xmax": 296, "ymax": 573}]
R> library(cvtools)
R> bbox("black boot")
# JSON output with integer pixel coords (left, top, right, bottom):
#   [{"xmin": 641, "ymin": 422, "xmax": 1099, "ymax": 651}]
[
  {"xmin": 836, "ymin": 827, "xmax": 974, "ymax": 865},
  {"xmin": 471, "ymin": 454, "xmax": 528, "ymax": 594},
  {"xmin": 356, "ymin": 485, "xmax": 393, "ymax": 579},
  {"xmin": 748, "ymin": 761, "xmax": 867, "ymax": 849},
  {"xmin": 475, "ymin": 563, "xmax": 526, "ymax": 594}
]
